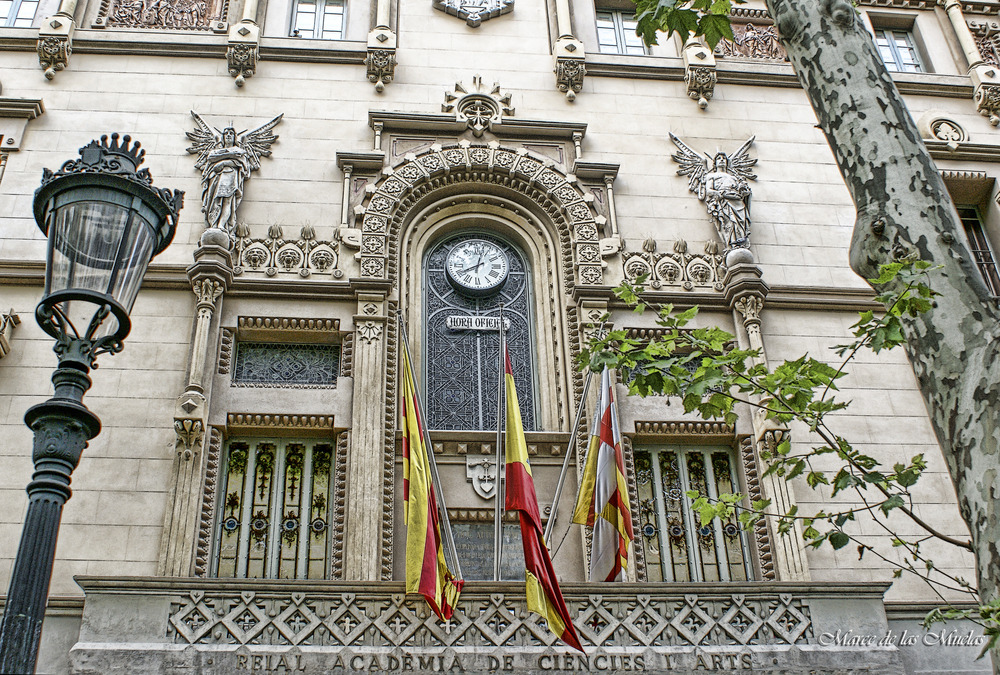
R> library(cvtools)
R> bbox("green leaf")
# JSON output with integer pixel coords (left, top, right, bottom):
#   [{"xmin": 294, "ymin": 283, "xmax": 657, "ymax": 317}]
[
  {"xmin": 880, "ymin": 494, "xmax": 905, "ymax": 516},
  {"xmin": 829, "ymin": 531, "xmax": 850, "ymax": 550}
]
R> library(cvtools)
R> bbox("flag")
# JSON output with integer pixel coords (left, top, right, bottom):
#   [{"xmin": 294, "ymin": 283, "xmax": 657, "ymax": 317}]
[
  {"xmin": 573, "ymin": 367, "xmax": 634, "ymax": 582},
  {"xmin": 504, "ymin": 348, "xmax": 584, "ymax": 652},
  {"xmin": 401, "ymin": 344, "xmax": 464, "ymax": 619}
]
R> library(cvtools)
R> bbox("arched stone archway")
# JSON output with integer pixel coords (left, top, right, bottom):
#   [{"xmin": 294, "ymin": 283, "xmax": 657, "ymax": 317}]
[{"xmin": 357, "ymin": 141, "xmax": 608, "ymax": 288}]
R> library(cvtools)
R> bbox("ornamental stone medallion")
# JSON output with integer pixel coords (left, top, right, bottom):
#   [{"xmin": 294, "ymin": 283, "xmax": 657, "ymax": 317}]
[{"xmin": 433, "ymin": 0, "xmax": 513, "ymax": 27}]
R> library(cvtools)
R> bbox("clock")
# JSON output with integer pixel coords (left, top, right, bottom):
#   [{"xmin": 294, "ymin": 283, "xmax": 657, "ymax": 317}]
[{"xmin": 445, "ymin": 238, "xmax": 510, "ymax": 295}]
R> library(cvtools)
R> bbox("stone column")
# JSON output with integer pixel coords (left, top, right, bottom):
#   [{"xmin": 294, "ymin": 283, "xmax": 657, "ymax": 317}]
[
  {"xmin": 158, "ymin": 228, "xmax": 233, "ymax": 576},
  {"xmin": 552, "ymin": 0, "xmax": 585, "ymax": 99},
  {"xmin": 939, "ymin": 0, "xmax": 1000, "ymax": 125},
  {"xmin": 724, "ymin": 253, "xmax": 810, "ymax": 582},
  {"xmin": 342, "ymin": 293, "xmax": 388, "ymax": 580}
]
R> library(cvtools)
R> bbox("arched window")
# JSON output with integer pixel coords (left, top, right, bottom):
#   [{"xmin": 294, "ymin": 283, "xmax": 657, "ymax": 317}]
[{"xmin": 423, "ymin": 232, "xmax": 536, "ymax": 431}]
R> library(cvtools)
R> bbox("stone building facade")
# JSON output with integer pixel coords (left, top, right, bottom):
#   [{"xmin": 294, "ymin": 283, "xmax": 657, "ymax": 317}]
[{"xmin": 0, "ymin": 0, "xmax": 998, "ymax": 673}]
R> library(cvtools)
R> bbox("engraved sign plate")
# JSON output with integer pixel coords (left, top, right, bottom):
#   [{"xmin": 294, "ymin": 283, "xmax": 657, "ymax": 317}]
[
  {"xmin": 452, "ymin": 522, "xmax": 524, "ymax": 580},
  {"xmin": 446, "ymin": 315, "xmax": 511, "ymax": 331}
]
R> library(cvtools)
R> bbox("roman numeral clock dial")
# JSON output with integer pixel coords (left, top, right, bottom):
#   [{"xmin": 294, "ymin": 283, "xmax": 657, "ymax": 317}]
[{"xmin": 445, "ymin": 239, "xmax": 510, "ymax": 296}]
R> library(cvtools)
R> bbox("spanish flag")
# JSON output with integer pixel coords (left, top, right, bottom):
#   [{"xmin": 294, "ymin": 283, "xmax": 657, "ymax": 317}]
[
  {"xmin": 401, "ymin": 346, "xmax": 463, "ymax": 620},
  {"xmin": 572, "ymin": 367, "xmax": 634, "ymax": 581},
  {"xmin": 504, "ymin": 349, "xmax": 584, "ymax": 652}
]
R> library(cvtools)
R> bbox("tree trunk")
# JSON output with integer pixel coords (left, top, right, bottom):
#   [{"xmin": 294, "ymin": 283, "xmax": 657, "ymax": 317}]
[{"xmin": 764, "ymin": 0, "xmax": 1000, "ymax": 668}]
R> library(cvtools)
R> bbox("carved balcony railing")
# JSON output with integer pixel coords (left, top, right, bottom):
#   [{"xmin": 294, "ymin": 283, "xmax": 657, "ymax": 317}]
[{"xmin": 69, "ymin": 577, "xmax": 905, "ymax": 674}]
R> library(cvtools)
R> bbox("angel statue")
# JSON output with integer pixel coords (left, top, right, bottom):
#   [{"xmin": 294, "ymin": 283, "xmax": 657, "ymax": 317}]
[
  {"xmin": 186, "ymin": 111, "xmax": 283, "ymax": 234},
  {"xmin": 669, "ymin": 133, "xmax": 757, "ymax": 251}
]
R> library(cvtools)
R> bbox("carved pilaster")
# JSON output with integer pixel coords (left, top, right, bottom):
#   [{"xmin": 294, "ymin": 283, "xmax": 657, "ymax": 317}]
[
  {"xmin": 37, "ymin": 15, "xmax": 74, "ymax": 80},
  {"xmin": 343, "ymin": 294, "xmax": 388, "ymax": 581},
  {"xmin": 683, "ymin": 39, "xmax": 717, "ymax": 110},
  {"xmin": 724, "ymin": 261, "xmax": 809, "ymax": 582},
  {"xmin": 158, "ymin": 229, "xmax": 234, "ymax": 577}
]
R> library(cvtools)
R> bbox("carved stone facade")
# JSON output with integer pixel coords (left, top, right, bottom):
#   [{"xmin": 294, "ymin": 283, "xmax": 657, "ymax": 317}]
[{"xmin": 94, "ymin": 0, "xmax": 228, "ymax": 31}]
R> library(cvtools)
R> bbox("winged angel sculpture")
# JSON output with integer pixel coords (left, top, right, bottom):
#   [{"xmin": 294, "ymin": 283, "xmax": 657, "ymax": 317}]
[
  {"xmin": 186, "ymin": 111, "xmax": 283, "ymax": 234},
  {"xmin": 670, "ymin": 133, "xmax": 757, "ymax": 251}
]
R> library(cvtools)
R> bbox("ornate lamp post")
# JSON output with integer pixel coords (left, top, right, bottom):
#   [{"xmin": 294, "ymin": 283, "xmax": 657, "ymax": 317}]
[{"xmin": 0, "ymin": 134, "xmax": 183, "ymax": 674}]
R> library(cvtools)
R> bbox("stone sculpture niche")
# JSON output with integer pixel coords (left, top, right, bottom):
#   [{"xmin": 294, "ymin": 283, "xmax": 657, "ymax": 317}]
[
  {"xmin": 186, "ymin": 111, "xmax": 283, "ymax": 236},
  {"xmin": 670, "ymin": 133, "xmax": 757, "ymax": 253}
]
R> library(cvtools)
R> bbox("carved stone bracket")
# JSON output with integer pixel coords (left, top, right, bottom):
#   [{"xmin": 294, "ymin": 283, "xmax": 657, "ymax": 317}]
[
  {"xmin": 683, "ymin": 39, "xmax": 717, "ymax": 110},
  {"xmin": 0, "ymin": 309, "xmax": 20, "ymax": 359},
  {"xmin": 974, "ymin": 79, "xmax": 1000, "ymax": 126},
  {"xmin": 554, "ymin": 56, "xmax": 586, "ymax": 102},
  {"xmin": 227, "ymin": 22, "xmax": 260, "ymax": 87},
  {"xmin": 366, "ymin": 35, "xmax": 396, "ymax": 93},
  {"xmin": 37, "ymin": 15, "xmax": 74, "ymax": 80}
]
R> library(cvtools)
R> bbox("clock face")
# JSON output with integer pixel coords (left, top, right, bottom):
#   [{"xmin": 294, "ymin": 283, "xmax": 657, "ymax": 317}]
[{"xmin": 445, "ymin": 239, "xmax": 510, "ymax": 295}]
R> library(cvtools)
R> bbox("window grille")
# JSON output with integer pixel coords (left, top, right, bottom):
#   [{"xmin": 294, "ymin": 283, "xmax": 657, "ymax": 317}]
[
  {"xmin": 290, "ymin": 0, "xmax": 345, "ymax": 39},
  {"xmin": 215, "ymin": 439, "xmax": 335, "ymax": 579},
  {"xmin": 634, "ymin": 445, "xmax": 752, "ymax": 582},
  {"xmin": 958, "ymin": 206, "xmax": 1000, "ymax": 296},
  {"xmin": 233, "ymin": 342, "xmax": 340, "ymax": 386},
  {"xmin": 0, "ymin": 0, "xmax": 39, "ymax": 27},
  {"xmin": 423, "ymin": 234, "xmax": 536, "ymax": 431},
  {"xmin": 874, "ymin": 29, "xmax": 922, "ymax": 73},
  {"xmin": 596, "ymin": 10, "xmax": 646, "ymax": 56}
]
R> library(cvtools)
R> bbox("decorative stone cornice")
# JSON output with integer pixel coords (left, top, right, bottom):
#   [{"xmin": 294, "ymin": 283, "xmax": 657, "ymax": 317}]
[
  {"xmin": 631, "ymin": 421, "xmax": 735, "ymax": 437},
  {"xmin": 433, "ymin": 0, "xmax": 513, "ymax": 27},
  {"xmin": 237, "ymin": 316, "xmax": 341, "ymax": 332},
  {"xmin": 0, "ymin": 97, "xmax": 44, "ymax": 151},
  {"xmin": 226, "ymin": 413, "xmax": 338, "ymax": 432}
]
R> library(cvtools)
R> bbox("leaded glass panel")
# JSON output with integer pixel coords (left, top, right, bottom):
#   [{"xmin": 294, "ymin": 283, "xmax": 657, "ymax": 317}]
[
  {"xmin": 424, "ymin": 234, "xmax": 536, "ymax": 431},
  {"xmin": 215, "ymin": 439, "xmax": 334, "ymax": 579},
  {"xmin": 233, "ymin": 342, "xmax": 340, "ymax": 386},
  {"xmin": 635, "ymin": 445, "xmax": 752, "ymax": 582}
]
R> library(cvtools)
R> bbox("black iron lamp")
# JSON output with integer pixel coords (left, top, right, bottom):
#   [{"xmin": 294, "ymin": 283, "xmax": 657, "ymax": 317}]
[{"xmin": 0, "ymin": 134, "xmax": 182, "ymax": 674}]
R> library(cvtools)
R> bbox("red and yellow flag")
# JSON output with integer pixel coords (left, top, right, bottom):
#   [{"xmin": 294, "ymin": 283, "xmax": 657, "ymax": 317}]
[
  {"xmin": 401, "ymin": 346, "xmax": 463, "ymax": 620},
  {"xmin": 504, "ymin": 349, "xmax": 584, "ymax": 653},
  {"xmin": 572, "ymin": 367, "xmax": 634, "ymax": 582}
]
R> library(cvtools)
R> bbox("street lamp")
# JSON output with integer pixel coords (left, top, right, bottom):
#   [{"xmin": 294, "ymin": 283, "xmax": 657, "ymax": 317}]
[{"xmin": 0, "ymin": 134, "xmax": 183, "ymax": 674}]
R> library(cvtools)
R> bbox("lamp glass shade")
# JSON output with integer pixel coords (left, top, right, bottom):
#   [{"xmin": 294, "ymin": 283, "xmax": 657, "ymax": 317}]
[{"xmin": 43, "ymin": 186, "xmax": 157, "ymax": 340}]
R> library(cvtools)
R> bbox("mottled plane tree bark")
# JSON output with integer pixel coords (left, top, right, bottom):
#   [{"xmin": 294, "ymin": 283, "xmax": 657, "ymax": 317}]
[{"xmin": 764, "ymin": 0, "xmax": 1000, "ymax": 666}]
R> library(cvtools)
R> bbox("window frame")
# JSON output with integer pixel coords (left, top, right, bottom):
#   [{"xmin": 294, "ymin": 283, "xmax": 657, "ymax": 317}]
[
  {"xmin": 0, "ymin": 0, "xmax": 40, "ymax": 27},
  {"xmin": 873, "ymin": 27, "xmax": 923, "ymax": 73},
  {"xmin": 957, "ymin": 205, "xmax": 1000, "ymax": 297},
  {"xmin": 634, "ymin": 444, "xmax": 754, "ymax": 583},
  {"xmin": 595, "ymin": 9, "xmax": 647, "ymax": 56},
  {"xmin": 213, "ymin": 436, "xmax": 336, "ymax": 580},
  {"xmin": 289, "ymin": 0, "xmax": 346, "ymax": 40}
]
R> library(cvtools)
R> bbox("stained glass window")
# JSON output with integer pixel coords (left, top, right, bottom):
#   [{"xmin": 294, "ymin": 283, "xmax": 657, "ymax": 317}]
[
  {"xmin": 635, "ymin": 445, "xmax": 752, "ymax": 582},
  {"xmin": 215, "ymin": 438, "xmax": 334, "ymax": 579},
  {"xmin": 423, "ymin": 234, "xmax": 536, "ymax": 431},
  {"xmin": 233, "ymin": 342, "xmax": 340, "ymax": 386}
]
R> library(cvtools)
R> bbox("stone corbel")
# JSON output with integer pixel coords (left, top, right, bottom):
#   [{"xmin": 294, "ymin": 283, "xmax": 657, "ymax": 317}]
[
  {"xmin": 37, "ymin": 8, "xmax": 76, "ymax": 80},
  {"xmin": 366, "ymin": 36, "xmax": 397, "ymax": 93},
  {"xmin": 227, "ymin": 0, "xmax": 261, "ymax": 87},
  {"xmin": 683, "ymin": 38, "xmax": 717, "ymax": 109},
  {"xmin": 554, "ymin": 48, "xmax": 586, "ymax": 102},
  {"xmin": 0, "ymin": 309, "xmax": 20, "ymax": 359}
]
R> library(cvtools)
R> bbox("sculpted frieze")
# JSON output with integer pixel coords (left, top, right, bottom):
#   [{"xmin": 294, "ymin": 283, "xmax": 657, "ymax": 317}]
[{"xmin": 95, "ymin": 0, "xmax": 228, "ymax": 31}]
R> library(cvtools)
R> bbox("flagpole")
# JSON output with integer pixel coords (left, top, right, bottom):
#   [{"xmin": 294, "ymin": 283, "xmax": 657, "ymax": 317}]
[
  {"xmin": 542, "ymin": 366, "xmax": 595, "ymax": 544},
  {"xmin": 397, "ymin": 311, "xmax": 464, "ymax": 581},
  {"xmin": 493, "ymin": 303, "xmax": 506, "ymax": 582}
]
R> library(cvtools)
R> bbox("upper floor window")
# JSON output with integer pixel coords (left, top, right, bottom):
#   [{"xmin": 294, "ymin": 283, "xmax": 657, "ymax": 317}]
[
  {"xmin": 233, "ymin": 342, "xmax": 340, "ymax": 387},
  {"xmin": 215, "ymin": 438, "xmax": 334, "ymax": 579},
  {"xmin": 874, "ymin": 28, "xmax": 922, "ymax": 72},
  {"xmin": 1, "ymin": 0, "xmax": 39, "ymax": 27},
  {"xmin": 423, "ymin": 233, "xmax": 536, "ymax": 431},
  {"xmin": 958, "ymin": 206, "xmax": 1000, "ymax": 296},
  {"xmin": 596, "ymin": 10, "xmax": 646, "ymax": 56},
  {"xmin": 290, "ymin": 0, "xmax": 344, "ymax": 39},
  {"xmin": 635, "ymin": 445, "xmax": 752, "ymax": 582}
]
